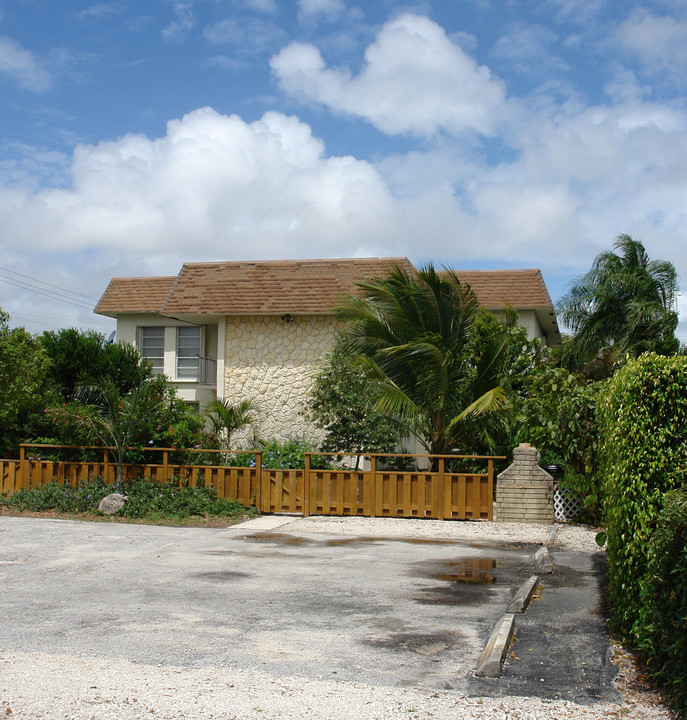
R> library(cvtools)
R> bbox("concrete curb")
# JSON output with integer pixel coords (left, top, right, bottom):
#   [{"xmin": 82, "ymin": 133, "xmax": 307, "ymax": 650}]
[
  {"xmin": 474, "ymin": 614, "xmax": 516, "ymax": 678},
  {"xmin": 546, "ymin": 523, "xmax": 560, "ymax": 545},
  {"xmin": 474, "ymin": 533, "xmax": 557, "ymax": 678},
  {"xmin": 534, "ymin": 546, "xmax": 554, "ymax": 574},
  {"xmin": 506, "ymin": 575, "xmax": 540, "ymax": 614}
]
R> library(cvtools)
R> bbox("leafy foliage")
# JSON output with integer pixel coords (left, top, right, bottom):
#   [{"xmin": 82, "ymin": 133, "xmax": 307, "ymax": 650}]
[
  {"xmin": 45, "ymin": 377, "xmax": 204, "ymax": 482},
  {"xmin": 335, "ymin": 263, "xmax": 511, "ymax": 456},
  {"xmin": 598, "ymin": 353, "xmax": 687, "ymax": 637},
  {"xmin": 512, "ymin": 360, "xmax": 602, "ymax": 520},
  {"xmin": 306, "ymin": 335, "xmax": 401, "ymax": 461},
  {"xmin": 637, "ymin": 490, "xmax": 687, "ymax": 712},
  {"xmin": 0, "ymin": 309, "xmax": 59, "ymax": 456},
  {"xmin": 203, "ymin": 398, "xmax": 258, "ymax": 450},
  {"xmin": 40, "ymin": 328, "xmax": 151, "ymax": 400},
  {"xmin": 557, "ymin": 235, "xmax": 679, "ymax": 373},
  {"xmin": 230, "ymin": 437, "xmax": 330, "ymax": 470},
  {"xmin": 2, "ymin": 476, "xmax": 252, "ymax": 521}
]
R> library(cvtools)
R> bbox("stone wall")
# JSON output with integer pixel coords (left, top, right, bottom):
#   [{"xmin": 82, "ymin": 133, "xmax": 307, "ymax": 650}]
[
  {"xmin": 223, "ymin": 315, "xmax": 339, "ymax": 446},
  {"xmin": 493, "ymin": 443, "xmax": 554, "ymax": 524}
]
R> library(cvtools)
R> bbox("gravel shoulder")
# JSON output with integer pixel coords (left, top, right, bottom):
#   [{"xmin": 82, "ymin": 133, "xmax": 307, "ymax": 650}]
[{"xmin": 0, "ymin": 515, "xmax": 674, "ymax": 720}]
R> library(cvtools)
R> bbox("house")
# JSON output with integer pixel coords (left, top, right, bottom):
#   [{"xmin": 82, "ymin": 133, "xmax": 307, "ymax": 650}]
[{"xmin": 94, "ymin": 258, "xmax": 561, "ymax": 443}]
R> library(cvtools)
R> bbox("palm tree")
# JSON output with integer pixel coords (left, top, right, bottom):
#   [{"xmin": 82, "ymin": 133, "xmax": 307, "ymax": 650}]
[
  {"xmin": 71, "ymin": 378, "xmax": 165, "ymax": 483},
  {"xmin": 557, "ymin": 235, "xmax": 679, "ymax": 373},
  {"xmin": 204, "ymin": 398, "xmax": 258, "ymax": 456},
  {"xmin": 335, "ymin": 263, "xmax": 509, "ymax": 458}
]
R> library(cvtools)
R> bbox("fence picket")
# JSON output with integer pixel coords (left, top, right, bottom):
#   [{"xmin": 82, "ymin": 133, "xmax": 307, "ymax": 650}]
[{"xmin": 10, "ymin": 445, "xmax": 501, "ymax": 522}]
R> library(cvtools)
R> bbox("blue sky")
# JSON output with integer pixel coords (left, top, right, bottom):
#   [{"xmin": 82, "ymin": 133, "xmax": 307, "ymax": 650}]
[{"xmin": 1, "ymin": 0, "xmax": 686, "ymax": 340}]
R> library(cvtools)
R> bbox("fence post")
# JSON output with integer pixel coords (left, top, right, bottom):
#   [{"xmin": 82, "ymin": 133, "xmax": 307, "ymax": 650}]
[
  {"xmin": 162, "ymin": 450, "xmax": 169, "ymax": 483},
  {"xmin": 437, "ymin": 457, "xmax": 446, "ymax": 520},
  {"xmin": 19, "ymin": 445, "xmax": 28, "ymax": 489},
  {"xmin": 369, "ymin": 454, "xmax": 377, "ymax": 517},
  {"xmin": 487, "ymin": 458, "xmax": 494, "ymax": 521},
  {"xmin": 303, "ymin": 453, "xmax": 311, "ymax": 517},
  {"xmin": 254, "ymin": 451, "xmax": 263, "ymax": 511}
]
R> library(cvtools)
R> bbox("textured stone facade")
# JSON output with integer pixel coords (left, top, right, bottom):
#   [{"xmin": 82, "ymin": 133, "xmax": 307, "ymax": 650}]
[
  {"xmin": 223, "ymin": 315, "xmax": 339, "ymax": 446},
  {"xmin": 493, "ymin": 443, "xmax": 554, "ymax": 523}
]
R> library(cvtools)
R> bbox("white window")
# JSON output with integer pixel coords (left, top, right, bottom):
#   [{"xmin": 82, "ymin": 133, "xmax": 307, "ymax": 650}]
[
  {"xmin": 177, "ymin": 326, "xmax": 201, "ymax": 379},
  {"xmin": 139, "ymin": 327, "xmax": 165, "ymax": 374}
]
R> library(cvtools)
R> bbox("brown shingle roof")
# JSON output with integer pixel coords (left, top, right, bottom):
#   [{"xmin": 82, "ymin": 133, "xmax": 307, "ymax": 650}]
[
  {"xmin": 94, "ymin": 258, "xmax": 414, "ymax": 316},
  {"xmin": 94, "ymin": 260, "xmax": 555, "ymax": 319},
  {"xmin": 454, "ymin": 269, "xmax": 553, "ymax": 310},
  {"xmin": 94, "ymin": 276, "xmax": 177, "ymax": 317}
]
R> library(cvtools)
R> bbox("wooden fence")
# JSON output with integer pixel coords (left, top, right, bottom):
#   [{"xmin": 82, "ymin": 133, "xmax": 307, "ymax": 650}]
[{"xmin": 1, "ymin": 445, "xmax": 505, "ymax": 521}]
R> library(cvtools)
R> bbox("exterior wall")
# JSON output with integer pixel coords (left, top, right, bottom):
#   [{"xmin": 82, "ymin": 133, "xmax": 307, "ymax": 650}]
[
  {"xmin": 115, "ymin": 313, "xmax": 220, "ymax": 410},
  {"xmin": 490, "ymin": 309, "xmax": 545, "ymax": 343},
  {"xmin": 223, "ymin": 315, "xmax": 340, "ymax": 446}
]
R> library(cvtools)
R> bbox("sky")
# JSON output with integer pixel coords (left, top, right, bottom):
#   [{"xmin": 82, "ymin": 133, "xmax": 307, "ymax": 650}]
[{"xmin": 1, "ymin": 0, "xmax": 686, "ymax": 341}]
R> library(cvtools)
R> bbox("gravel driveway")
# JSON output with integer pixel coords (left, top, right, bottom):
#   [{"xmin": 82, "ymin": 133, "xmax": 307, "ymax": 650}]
[{"xmin": 0, "ymin": 515, "xmax": 674, "ymax": 720}]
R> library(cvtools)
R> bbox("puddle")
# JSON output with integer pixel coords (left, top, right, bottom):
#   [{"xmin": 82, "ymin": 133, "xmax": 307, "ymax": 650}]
[
  {"xmin": 241, "ymin": 533, "xmax": 313, "ymax": 546},
  {"xmin": 412, "ymin": 584, "xmax": 494, "ymax": 606}
]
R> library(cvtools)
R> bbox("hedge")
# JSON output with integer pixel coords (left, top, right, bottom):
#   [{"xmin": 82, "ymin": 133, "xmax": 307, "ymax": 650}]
[{"xmin": 598, "ymin": 353, "xmax": 687, "ymax": 714}]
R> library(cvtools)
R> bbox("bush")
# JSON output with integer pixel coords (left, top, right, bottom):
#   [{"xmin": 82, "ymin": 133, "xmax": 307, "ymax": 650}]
[
  {"xmin": 598, "ymin": 353, "xmax": 687, "ymax": 638},
  {"xmin": 229, "ymin": 437, "xmax": 330, "ymax": 470},
  {"xmin": 512, "ymin": 361, "xmax": 602, "ymax": 521},
  {"xmin": 637, "ymin": 490, "xmax": 687, "ymax": 712},
  {"xmin": 2, "ymin": 476, "xmax": 252, "ymax": 521}
]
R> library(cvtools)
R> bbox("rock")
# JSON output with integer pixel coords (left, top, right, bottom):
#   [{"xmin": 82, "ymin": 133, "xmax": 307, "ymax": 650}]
[{"xmin": 98, "ymin": 493, "xmax": 128, "ymax": 515}]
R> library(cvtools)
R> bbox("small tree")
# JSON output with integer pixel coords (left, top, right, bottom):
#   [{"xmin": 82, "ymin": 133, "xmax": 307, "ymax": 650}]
[
  {"xmin": 0, "ymin": 309, "xmax": 59, "ymax": 456},
  {"xmin": 48, "ymin": 378, "xmax": 165, "ymax": 483},
  {"xmin": 40, "ymin": 328, "xmax": 151, "ymax": 400},
  {"xmin": 306, "ymin": 336, "xmax": 401, "ymax": 467},
  {"xmin": 204, "ymin": 398, "xmax": 258, "ymax": 455},
  {"xmin": 336, "ymin": 264, "xmax": 510, "ymax": 457}
]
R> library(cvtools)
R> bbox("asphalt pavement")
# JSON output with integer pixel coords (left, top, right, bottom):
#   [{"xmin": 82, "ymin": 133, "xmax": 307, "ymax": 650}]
[{"xmin": 0, "ymin": 515, "xmax": 619, "ymax": 701}]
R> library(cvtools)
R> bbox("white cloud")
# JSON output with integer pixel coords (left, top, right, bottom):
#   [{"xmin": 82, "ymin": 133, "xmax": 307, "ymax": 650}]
[
  {"xmin": 617, "ymin": 9, "xmax": 687, "ymax": 81},
  {"xmin": 490, "ymin": 23, "xmax": 569, "ymax": 76},
  {"xmin": 0, "ymin": 36, "xmax": 51, "ymax": 91},
  {"xmin": 203, "ymin": 17, "xmax": 288, "ymax": 55},
  {"xmin": 0, "ymin": 108, "xmax": 399, "ymax": 260},
  {"xmin": 298, "ymin": 0, "xmax": 346, "ymax": 22},
  {"xmin": 162, "ymin": 1, "xmax": 195, "ymax": 40},
  {"xmin": 270, "ymin": 13, "xmax": 506, "ymax": 139}
]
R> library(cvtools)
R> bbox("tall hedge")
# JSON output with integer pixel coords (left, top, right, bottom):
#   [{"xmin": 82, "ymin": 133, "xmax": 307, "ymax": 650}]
[
  {"xmin": 638, "ymin": 489, "xmax": 687, "ymax": 712},
  {"xmin": 598, "ymin": 353, "xmax": 687, "ymax": 637}
]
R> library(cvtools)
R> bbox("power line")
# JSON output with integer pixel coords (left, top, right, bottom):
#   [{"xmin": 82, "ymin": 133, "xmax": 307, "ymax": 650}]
[
  {"xmin": 0, "ymin": 266, "xmax": 98, "ymax": 302},
  {"xmin": 0, "ymin": 275, "xmax": 95, "ymax": 310}
]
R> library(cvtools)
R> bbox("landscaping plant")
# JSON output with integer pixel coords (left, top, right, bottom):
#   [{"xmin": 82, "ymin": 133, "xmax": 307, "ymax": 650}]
[
  {"xmin": 2, "ymin": 476, "xmax": 253, "ymax": 522},
  {"xmin": 598, "ymin": 353, "xmax": 687, "ymax": 639}
]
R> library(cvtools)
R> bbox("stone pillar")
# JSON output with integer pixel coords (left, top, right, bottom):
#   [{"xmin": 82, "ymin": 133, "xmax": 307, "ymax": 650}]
[{"xmin": 493, "ymin": 443, "xmax": 554, "ymax": 524}]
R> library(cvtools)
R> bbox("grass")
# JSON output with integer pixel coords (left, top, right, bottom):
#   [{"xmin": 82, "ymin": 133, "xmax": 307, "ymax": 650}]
[{"xmin": 0, "ymin": 476, "xmax": 259, "ymax": 527}]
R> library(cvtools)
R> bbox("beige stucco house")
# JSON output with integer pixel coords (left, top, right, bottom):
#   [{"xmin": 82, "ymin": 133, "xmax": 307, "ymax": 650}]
[{"xmin": 94, "ymin": 258, "xmax": 561, "ymax": 443}]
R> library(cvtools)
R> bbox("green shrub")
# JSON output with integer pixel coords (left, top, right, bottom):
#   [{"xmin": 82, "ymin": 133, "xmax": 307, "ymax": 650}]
[
  {"xmin": 512, "ymin": 362, "xmax": 602, "ymax": 521},
  {"xmin": 229, "ymin": 437, "xmax": 330, "ymax": 470},
  {"xmin": 637, "ymin": 489, "xmax": 687, "ymax": 712},
  {"xmin": 598, "ymin": 353, "xmax": 687, "ymax": 638},
  {"xmin": 2, "ymin": 476, "xmax": 251, "ymax": 520}
]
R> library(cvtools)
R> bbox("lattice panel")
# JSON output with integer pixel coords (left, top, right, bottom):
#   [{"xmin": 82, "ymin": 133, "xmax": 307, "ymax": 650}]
[{"xmin": 554, "ymin": 484, "xmax": 582, "ymax": 520}]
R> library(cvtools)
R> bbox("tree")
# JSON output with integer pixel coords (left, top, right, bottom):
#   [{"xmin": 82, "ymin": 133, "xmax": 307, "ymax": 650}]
[
  {"xmin": 306, "ymin": 335, "xmax": 402, "ymax": 467},
  {"xmin": 48, "ymin": 378, "xmax": 165, "ymax": 483},
  {"xmin": 557, "ymin": 235, "xmax": 679, "ymax": 373},
  {"xmin": 335, "ymin": 264, "xmax": 509, "ymax": 457},
  {"xmin": 203, "ymin": 398, "xmax": 258, "ymax": 453},
  {"xmin": 40, "ymin": 328, "xmax": 151, "ymax": 400},
  {"xmin": 0, "ymin": 310, "xmax": 59, "ymax": 456}
]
